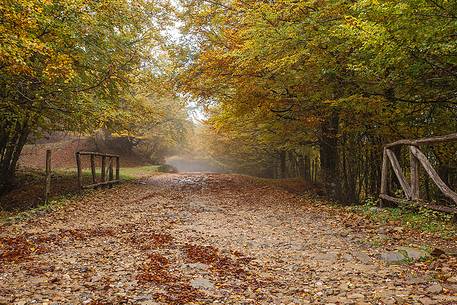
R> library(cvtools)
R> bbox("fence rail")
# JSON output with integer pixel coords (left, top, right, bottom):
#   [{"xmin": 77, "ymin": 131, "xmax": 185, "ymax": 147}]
[
  {"xmin": 75, "ymin": 151, "xmax": 120, "ymax": 189},
  {"xmin": 380, "ymin": 133, "xmax": 457, "ymax": 216}
]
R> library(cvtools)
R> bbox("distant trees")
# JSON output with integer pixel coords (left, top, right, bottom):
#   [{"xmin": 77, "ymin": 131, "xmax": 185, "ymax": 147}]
[
  {"xmin": 176, "ymin": 0, "xmax": 457, "ymax": 203},
  {"xmin": 130, "ymin": 90, "xmax": 191, "ymax": 163},
  {"xmin": 0, "ymin": 0, "xmax": 180, "ymax": 192}
]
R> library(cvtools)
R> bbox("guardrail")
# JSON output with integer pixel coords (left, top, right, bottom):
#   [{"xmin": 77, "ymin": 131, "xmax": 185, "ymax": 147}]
[
  {"xmin": 75, "ymin": 151, "xmax": 120, "ymax": 189},
  {"xmin": 380, "ymin": 133, "xmax": 457, "ymax": 216}
]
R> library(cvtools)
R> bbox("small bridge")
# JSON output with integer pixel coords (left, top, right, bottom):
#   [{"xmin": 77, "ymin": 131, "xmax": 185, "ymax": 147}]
[
  {"xmin": 75, "ymin": 151, "xmax": 120, "ymax": 189},
  {"xmin": 380, "ymin": 133, "xmax": 457, "ymax": 219}
]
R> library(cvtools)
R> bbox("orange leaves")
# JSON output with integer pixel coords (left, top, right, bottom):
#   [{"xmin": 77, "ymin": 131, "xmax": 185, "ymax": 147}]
[
  {"xmin": 43, "ymin": 54, "xmax": 76, "ymax": 83},
  {"xmin": 1, "ymin": 0, "xmax": 176, "ymax": 162},
  {"xmin": 0, "ymin": 227, "xmax": 115, "ymax": 265},
  {"xmin": 137, "ymin": 251, "xmax": 204, "ymax": 304},
  {"xmin": 184, "ymin": 244, "xmax": 248, "ymax": 277},
  {"xmin": 137, "ymin": 253, "xmax": 174, "ymax": 284},
  {"xmin": 184, "ymin": 243, "xmax": 219, "ymax": 264},
  {"xmin": 0, "ymin": 235, "xmax": 46, "ymax": 264},
  {"xmin": 129, "ymin": 231, "xmax": 174, "ymax": 250},
  {"xmin": 154, "ymin": 283, "xmax": 203, "ymax": 305},
  {"xmin": 149, "ymin": 232, "xmax": 174, "ymax": 247}
]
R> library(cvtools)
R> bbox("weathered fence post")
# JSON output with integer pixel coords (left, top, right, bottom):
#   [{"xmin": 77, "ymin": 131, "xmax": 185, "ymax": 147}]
[
  {"xmin": 75, "ymin": 152, "xmax": 120, "ymax": 189},
  {"xmin": 115, "ymin": 156, "xmax": 120, "ymax": 181},
  {"xmin": 108, "ymin": 157, "xmax": 113, "ymax": 188},
  {"xmin": 410, "ymin": 145, "xmax": 457, "ymax": 203},
  {"xmin": 379, "ymin": 133, "xmax": 457, "ymax": 219},
  {"xmin": 76, "ymin": 152, "xmax": 82, "ymax": 190},
  {"xmin": 44, "ymin": 150, "xmax": 52, "ymax": 203},
  {"xmin": 90, "ymin": 154, "xmax": 96, "ymax": 185},
  {"xmin": 380, "ymin": 148, "xmax": 389, "ymax": 207},
  {"xmin": 101, "ymin": 155, "xmax": 106, "ymax": 183},
  {"xmin": 386, "ymin": 149, "xmax": 411, "ymax": 199},
  {"xmin": 410, "ymin": 146, "xmax": 420, "ymax": 200}
]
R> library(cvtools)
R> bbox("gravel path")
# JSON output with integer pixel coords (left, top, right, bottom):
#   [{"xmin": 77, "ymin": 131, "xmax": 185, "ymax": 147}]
[{"xmin": 1, "ymin": 173, "xmax": 456, "ymax": 304}]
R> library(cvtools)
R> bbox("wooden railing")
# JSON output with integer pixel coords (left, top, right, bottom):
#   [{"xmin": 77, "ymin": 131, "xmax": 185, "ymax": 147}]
[
  {"xmin": 380, "ymin": 133, "xmax": 457, "ymax": 215},
  {"xmin": 75, "ymin": 151, "xmax": 120, "ymax": 189}
]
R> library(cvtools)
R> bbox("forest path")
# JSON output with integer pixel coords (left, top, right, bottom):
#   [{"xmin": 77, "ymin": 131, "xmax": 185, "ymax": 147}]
[{"xmin": 1, "ymin": 173, "xmax": 456, "ymax": 305}]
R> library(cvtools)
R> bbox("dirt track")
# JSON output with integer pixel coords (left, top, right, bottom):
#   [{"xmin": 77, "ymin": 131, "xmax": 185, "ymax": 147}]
[{"xmin": 1, "ymin": 174, "xmax": 456, "ymax": 304}]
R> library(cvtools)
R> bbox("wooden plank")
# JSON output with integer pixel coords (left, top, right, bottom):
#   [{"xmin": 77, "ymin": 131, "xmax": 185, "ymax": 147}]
[
  {"xmin": 379, "ymin": 194, "xmax": 457, "ymax": 214},
  {"xmin": 410, "ymin": 146, "xmax": 457, "ymax": 204},
  {"xmin": 75, "ymin": 151, "xmax": 121, "ymax": 189},
  {"xmin": 385, "ymin": 140, "xmax": 414, "ymax": 148},
  {"xmin": 90, "ymin": 154, "xmax": 96, "ymax": 184},
  {"xmin": 115, "ymin": 157, "xmax": 120, "ymax": 180},
  {"xmin": 379, "ymin": 194, "xmax": 407, "ymax": 205},
  {"xmin": 78, "ymin": 151, "xmax": 119, "ymax": 157},
  {"xmin": 76, "ymin": 152, "xmax": 82, "ymax": 190},
  {"xmin": 101, "ymin": 156, "xmax": 106, "ymax": 183},
  {"xmin": 108, "ymin": 157, "xmax": 113, "ymax": 181},
  {"xmin": 415, "ymin": 201, "xmax": 457, "ymax": 214},
  {"xmin": 386, "ymin": 149, "xmax": 412, "ymax": 199},
  {"xmin": 380, "ymin": 148, "xmax": 389, "ymax": 195},
  {"xmin": 108, "ymin": 157, "xmax": 113, "ymax": 188},
  {"xmin": 45, "ymin": 150, "xmax": 52, "ymax": 203},
  {"xmin": 82, "ymin": 180, "xmax": 121, "ymax": 189},
  {"xmin": 380, "ymin": 148, "xmax": 389, "ymax": 208},
  {"xmin": 409, "ymin": 146, "xmax": 420, "ymax": 200},
  {"xmin": 385, "ymin": 133, "xmax": 457, "ymax": 148}
]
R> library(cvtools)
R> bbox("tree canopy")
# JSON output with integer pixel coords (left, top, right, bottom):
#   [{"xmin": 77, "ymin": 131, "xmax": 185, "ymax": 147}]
[
  {"xmin": 175, "ymin": 0, "xmax": 457, "ymax": 202},
  {"xmin": 0, "ymin": 0, "xmax": 186, "ymax": 191},
  {"xmin": 1, "ymin": 0, "xmax": 456, "ymax": 203}
]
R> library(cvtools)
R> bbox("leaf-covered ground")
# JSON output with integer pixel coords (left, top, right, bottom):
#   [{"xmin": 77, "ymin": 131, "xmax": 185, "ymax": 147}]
[{"xmin": 1, "ymin": 174, "xmax": 456, "ymax": 304}]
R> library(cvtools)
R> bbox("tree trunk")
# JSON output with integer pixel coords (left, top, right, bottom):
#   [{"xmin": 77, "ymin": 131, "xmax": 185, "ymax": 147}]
[
  {"xmin": 319, "ymin": 111, "xmax": 340, "ymax": 200},
  {"xmin": 0, "ymin": 118, "xmax": 30, "ymax": 194},
  {"xmin": 279, "ymin": 150, "xmax": 286, "ymax": 179}
]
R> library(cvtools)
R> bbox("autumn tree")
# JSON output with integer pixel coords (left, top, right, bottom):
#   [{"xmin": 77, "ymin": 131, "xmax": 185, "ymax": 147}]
[
  {"xmin": 176, "ymin": 0, "xmax": 457, "ymax": 202},
  {"xmin": 0, "ymin": 0, "xmax": 173, "ymax": 192}
]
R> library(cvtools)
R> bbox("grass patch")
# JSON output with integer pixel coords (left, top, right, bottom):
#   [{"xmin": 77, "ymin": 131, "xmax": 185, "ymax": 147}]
[
  {"xmin": 0, "ymin": 193, "xmax": 77, "ymax": 224},
  {"xmin": 57, "ymin": 165, "xmax": 161, "ymax": 180},
  {"xmin": 118, "ymin": 165, "xmax": 161, "ymax": 179},
  {"xmin": 0, "ymin": 165, "xmax": 161, "ymax": 221},
  {"xmin": 0, "ymin": 169, "xmax": 82, "ymax": 213},
  {"xmin": 353, "ymin": 197, "xmax": 457, "ymax": 239}
]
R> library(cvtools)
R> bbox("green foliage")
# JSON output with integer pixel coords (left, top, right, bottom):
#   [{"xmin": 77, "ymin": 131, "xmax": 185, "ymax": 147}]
[
  {"xmin": 357, "ymin": 198, "xmax": 456, "ymax": 238},
  {"xmin": 1, "ymin": 0, "xmax": 168, "ymax": 132},
  {"xmin": 0, "ymin": 0, "xmax": 186, "ymax": 190},
  {"xmin": 0, "ymin": 196, "xmax": 70, "ymax": 224},
  {"xmin": 175, "ymin": 0, "xmax": 457, "ymax": 202}
]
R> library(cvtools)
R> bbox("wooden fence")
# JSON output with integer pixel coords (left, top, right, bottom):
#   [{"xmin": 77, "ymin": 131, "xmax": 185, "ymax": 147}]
[
  {"xmin": 380, "ymin": 133, "xmax": 457, "ymax": 215},
  {"xmin": 75, "ymin": 151, "xmax": 120, "ymax": 189}
]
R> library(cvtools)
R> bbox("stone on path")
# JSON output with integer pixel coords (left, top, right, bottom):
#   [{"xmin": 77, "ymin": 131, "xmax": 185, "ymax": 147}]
[
  {"xmin": 397, "ymin": 246, "xmax": 428, "ymax": 260},
  {"xmin": 347, "ymin": 293, "xmax": 365, "ymax": 299},
  {"xmin": 185, "ymin": 262, "xmax": 210, "ymax": 271},
  {"xmin": 381, "ymin": 251, "xmax": 407, "ymax": 263},
  {"xmin": 138, "ymin": 301, "xmax": 160, "ymax": 305},
  {"xmin": 352, "ymin": 251, "xmax": 373, "ymax": 264},
  {"xmin": 381, "ymin": 246, "xmax": 428, "ymax": 263},
  {"xmin": 426, "ymin": 283, "xmax": 443, "ymax": 294},
  {"xmin": 317, "ymin": 252, "xmax": 338, "ymax": 262},
  {"xmin": 418, "ymin": 297, "xmax": 436, "ymax": 305},
  {"xmin": 190, "ymin": 277, "xmax": 214, "ymax": 290}
]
